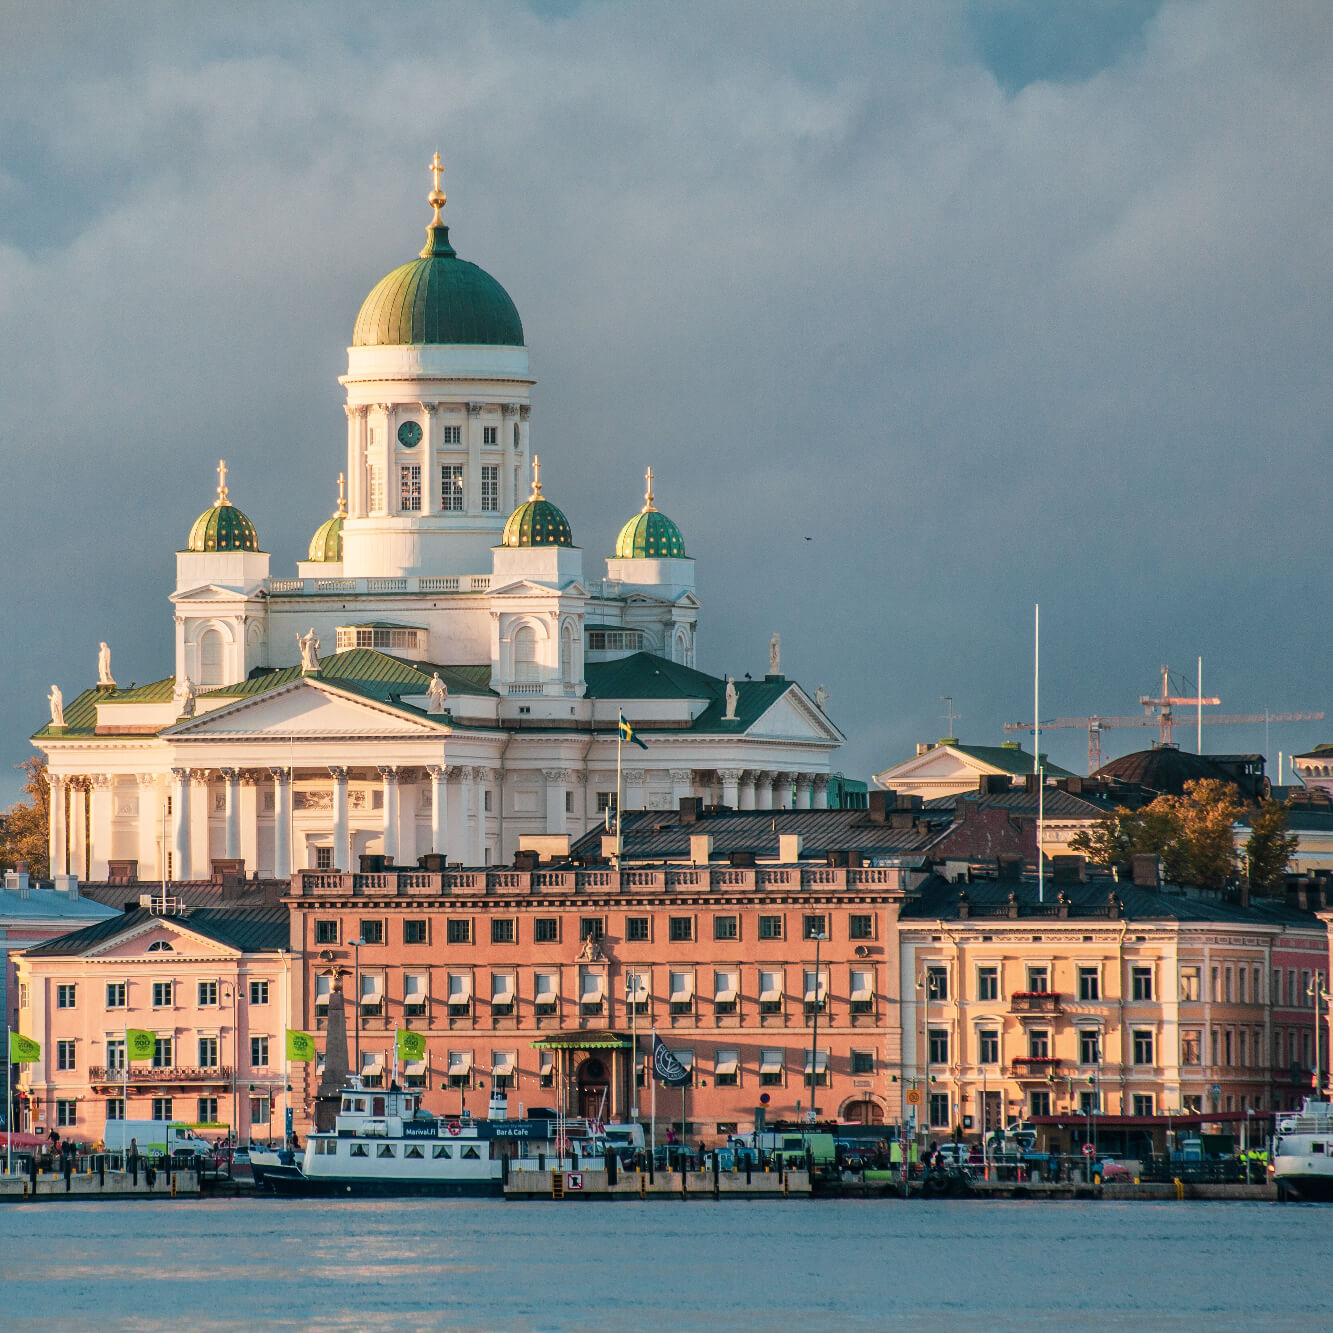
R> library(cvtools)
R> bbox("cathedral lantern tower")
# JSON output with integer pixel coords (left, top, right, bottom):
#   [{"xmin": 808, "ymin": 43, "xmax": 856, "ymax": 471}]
[{"xmin": 339, "ymin": 154, "xmax": 533, "ymax": 579}]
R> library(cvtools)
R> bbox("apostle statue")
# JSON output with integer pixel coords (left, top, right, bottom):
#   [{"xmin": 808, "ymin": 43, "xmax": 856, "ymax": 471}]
[
  {"xmin": 769, "ymin": 633, "xmax": 781, "ymax": 676},
  {"xmin": 97, "ymin": 641, "xmax": 115, "ymax": 687},
  {"xmin": 48, "ymin": 684, "xmax": 65, "ymax": 728},
  {"xmin": 174, "ymin": 675, "xmax": 197, "ymax": 719},
  {"xmin": 427, "ymin": 672, "xmax": 449, "ymax": 715},
  {"xmin": 298, "ymin": 628, "xmax": 321, "ymax": 673},
  {"xmin": 814, "ymin": 684, "xmax": 829, "ymax": 712},
  {"xmin": 724, "ymin": 676, "xmax": 738, "ymax": 721}
]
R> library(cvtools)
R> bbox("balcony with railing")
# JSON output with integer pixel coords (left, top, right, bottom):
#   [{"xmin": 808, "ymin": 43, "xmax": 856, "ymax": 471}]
[
  {"xmin": 1010, "ymin": 991, "xmax": 1063, "ymax": 1014},
  {"xmin": 1010, "ymin": 1057, "xmax": 1062, "ymax": 1078},
  {"xmin": 89, "ymin": 1065, "xmax": 233, "ymax": 1086},
  {"xmin": 268, "ymin": 574, "xmax": 494, "ymax": 596}
]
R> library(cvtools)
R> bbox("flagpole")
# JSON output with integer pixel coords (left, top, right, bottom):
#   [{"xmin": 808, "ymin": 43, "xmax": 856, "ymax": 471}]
[
  {"xmin": 123, "ymin": 1020, "xmax": 129, "ymax": 1132},
  {"xmin": 6, "ymin": 1024, "xmax": 12, "ymax": 1175},
  {"xmin": 281, "ymin": 951, "xmax": 289, "ymax": 1147},
  {"xmin": 650, "ymin": 1028, "xmax": 657, "ymax": 1154},
  {"xmin": 615, "ymin": 713, "xmax": 624, "ymax": 867}
]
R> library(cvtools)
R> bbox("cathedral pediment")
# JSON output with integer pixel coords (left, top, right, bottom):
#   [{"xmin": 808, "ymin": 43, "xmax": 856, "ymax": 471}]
[
  {"xmin": 488, "ymin": 577, "xmax": 589, "ymax": 598},
  {"xmin": 84, "ymin": 917, "xmax": 238, "ymax": 960},
  {"xmin": 160, "ymin": 678, "xmax": 450, "ymax": 740},
  {"xmin": 749, "ymin": 687, "xmax": 844, "ymax": 743},
  {"xmin": 169, "ymin": 583, "xmax": 258, "ymax": 602}
]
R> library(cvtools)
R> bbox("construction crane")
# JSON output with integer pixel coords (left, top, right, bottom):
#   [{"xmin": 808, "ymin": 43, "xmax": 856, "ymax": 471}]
[{"xmin": 1006, "ymin": 666, "xmax": 1323, "ymax": 773}]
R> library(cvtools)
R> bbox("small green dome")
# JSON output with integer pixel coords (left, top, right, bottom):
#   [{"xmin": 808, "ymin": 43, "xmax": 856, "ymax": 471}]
[
  {"xmin": 307, "ymin": 514, "xmax": 344, "ymax": 562},
  {"xmin": 502, "ymin": 497, "xmax": 573, "ymax": 548},
  {"xmin": 614, "ymin": 468, "xmax": 686, "ymax": 558},
  {"xmin": 186, "ymin": 462, "xmax": 260, "ymax": 552},
  {"xmin": 353, "ymin": 223, "xmax": 524, "ymax": 348}
]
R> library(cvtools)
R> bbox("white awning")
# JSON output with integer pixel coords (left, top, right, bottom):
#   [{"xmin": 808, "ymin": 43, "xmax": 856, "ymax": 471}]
[
  {"xmin": 447, "ymin": 1051, "xmax": 473, "ymax": 1074},
  {"xmin": 492, "ymin": 1051, "xmax": 516, "ymax": 1076},
  {"xmin": 448, "ymin": 973, "xmax": 472, "ymax": 1001},
  {"xmin": 403, "ymin": 1058, "xmax": 427, "ymax": 1076},
  {"xmin": 315, "ymin": 974, "xmax": 332, "ymax": 1005},
  {"xmin": 491, "ymin": 973, "xmax": 515, "ymax": 1002},
  {"xmin": 669, "ymin": 971, "xmax": 694, "ymax": 1001},
  {"xmin": 361, "ymin": 973, "xmax": 384, "ymax": 1001},
  {"xmin": 758, "ymin": 971, "xmax": 782, "ymax": 1002},
  {"xmin": 534, "ymin": 972, "xmax": 558, "ymax": 998},
  {"xmin": 625, "ymin": 972, "xmax": 650, "ymax": 1002},
  {"xmin": 804, "ymin": 1049, "xmax": 829, "ymax": 1074},
  {"xmin": 403, "ymin": 973, "xmax": 427, "ymax": 999},
  {"xmin": 361, "ymin": 1050, "xmax": 384, "ymax": 1073},
  {"xmin": 580, "ymin": 971, "xmax": 605, "ymax": 1001},
  {"xmin": 803, "ymin": 970, "xmax": 828, "ymax": 1003},
  {"xmin": 849, "ymin": 968, "xmax": 873, "ymax": 1002},
  {"xmin": 759, "ymin": 1049, "xmax": 783, "ymax": 1074},
  {"xmin": 713, "ymin": 970, "xmax": 738, "ymax": 1002},
  {"xmin": 714, "ymin": 1050, "xmax": 739, "ymax": 1076},
  {"xmin": 539, "ymin": 1049, "xmax": 554, "ymax": 1074}
]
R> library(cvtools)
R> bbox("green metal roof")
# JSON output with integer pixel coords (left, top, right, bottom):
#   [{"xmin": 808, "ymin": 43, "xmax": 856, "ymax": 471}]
[
  {"xmin": 306, "ymin": 513, "xmax": 343, "ymax": 562},
  {"xmin": 614, "ymin": 508, "xmax": 686, "ymax": 559},
  {"xmin": 23, "ymin": 907, "xmax": 290, "ymax": 957},
  {"xmin": 946, "ymin": 743, "xmax": 1075, "ymax": 780},
  {"xmin": 186, "ymin": 501, "xmax": 260, "ymax": 553},
  {"xmin": 353, "ymin": 224, "xmax": 524, "ymax": 348},
  {"xmin": 501, "ymin": 496, "xmax": 573, "ymax": 548},
  {"xmin": 530, "ymin": 1032, "xmax": 631, "ymax": 1050}
]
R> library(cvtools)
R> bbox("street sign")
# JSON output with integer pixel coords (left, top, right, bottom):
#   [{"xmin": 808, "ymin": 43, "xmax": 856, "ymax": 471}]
[
  {"xmin": 566, "ymin": 1172, "xmax": 583, "ymax": 1191},
  {"xmin": 1082, "ymin": 1142, "xmax": 1096, "ymax": 1157},
  {"xmin": 905, "ymin": 1088, "xmax": 921, "ymax": 1107}
]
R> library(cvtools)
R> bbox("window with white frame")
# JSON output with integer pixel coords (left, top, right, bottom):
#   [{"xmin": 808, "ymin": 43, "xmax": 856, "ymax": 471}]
[
  {"xmin": 251, "ymin": 1035, "xmax": 270, "ymax": 1067},
  {"xmin": 105, "ymin": 1098, "xmax": 124, "ymax": 1121},
  {"xmin": 198, "ymin": 1096, "xmax": 219, "ymax": 1124},
  {"xmin": 57, "ymin": 1040, "xmax": 76, "ymax": 1071},
  {"xmin": 250, "ymin": 980, "xmax": 269, "ymax": 1005},
  {"xmin": 978, "ymin": 1028, "xmax": 999, "ymax": 1065},
  {"xmin": 534, "ymin": 971, "xmax": 558, "ymax": 1016},
  {"xmin": 198, "ymin": 979, "xmax": 218, "ymax": 1006},
  {"xmin": 152, "ymin": 1097, "xmax": 173, "ymax": 1120},
  {"xmin": 925, "ymin": 966, "xmax": 948, "ymax": 1001},
  {"xmin": 369, "ymin": 465, "xmax": 385, "ymax": 514},
  {"xmin": 441, "ymin": 464, "xmax": 464, "ymax": 510},
  {"xmin": 403, "ymin": 972, "xmax": 428, "ymax": 1018},
  {"xmin": 105, "ymin": 1039, "xmax": 125, "ymax": 1071},
  {"xmin": 153, "ymin": 1037, "xmax": 173, "ymax": 1068},
  {"xmin": 759, "ymin": 1049, "xmax": 783, "ymax": 1086},
  {"xmin": 1132, "ymin": 1029, "xmax": 1155, "ymax": 1066},
  {"xmin": 400, "ymin": 464, "xmax": 421, "ymax": 512},
  {"xmin": 1131, "ymin": 966, "xmax": 1153, "ymax": 1001},
  {"xmin": 977, "ymin": 966, "xmax": 999, "ymax": 1001},
  {"xmin": 483, "ymin": 425, "xmax": 498, "ymax": 445},
  {"xmin": 441, "ymin": 424, "xmax": 462, "ymax": 445},
  {"xmin": 56, "ymin": 1100, "xmax": 78, "ymax": 1127},
  {"xmin": 481, "ymin": 465, "xmax": 499, "ymax": 511},
  {"xmin": 152, "ymin": 981, "xmax": 173, "ymax": 1008},
  {"xmin": 198, "ymin": 1036, "xmax": 219, "ymax": 1067},
  {"xmin": 106, "ymin": 982, "xmax": 126, "ymax": 1009},
  {"xmin": 57, "ymin": 984, "xmax": 77, "ymax": 1009}
]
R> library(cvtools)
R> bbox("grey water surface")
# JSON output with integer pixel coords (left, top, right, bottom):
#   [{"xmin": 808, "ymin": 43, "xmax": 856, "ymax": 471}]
[{"xmin": 0, "ymin": 1198, "xmax": 1324, "ymax": 1331}]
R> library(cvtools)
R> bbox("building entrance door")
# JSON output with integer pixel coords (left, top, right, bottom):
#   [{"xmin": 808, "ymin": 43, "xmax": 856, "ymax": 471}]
[
  {"xmin": 576, "ymin": 1057, "xmax": 610, "ymax": 1120},
  {"xmin": 843, "ymin": 1098, "xmax": 885, "ymax": 1124},
  {"xmin": 983, "ymin": 1091, "xmax": 1002, "ymax": 1134}
]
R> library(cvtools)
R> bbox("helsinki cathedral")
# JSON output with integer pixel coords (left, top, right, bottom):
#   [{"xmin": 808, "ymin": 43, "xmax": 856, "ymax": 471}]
[{"xmin": 36, "ymin": 158, "xmax": 842, "ymax": 882}]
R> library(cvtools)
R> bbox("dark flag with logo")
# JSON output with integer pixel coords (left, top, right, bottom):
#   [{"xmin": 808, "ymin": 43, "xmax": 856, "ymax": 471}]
[{"xmin": 652, "ymin": 1032, "xmax": 690, "ymax": 1086}]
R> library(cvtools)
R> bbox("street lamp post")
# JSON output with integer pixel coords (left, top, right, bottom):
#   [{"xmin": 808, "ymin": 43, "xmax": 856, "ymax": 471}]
[
  {"xmin": 626, "ymin": 971, "xmax": 640, "ymax": 1122},
  {"xmin": 809, "ymin": 932, "xmax": 827, "ymax": 1124},
  {"xmin": 1307, "ymin": 979, "xmax": 1330, "ymax": 1096},
  {"xmin": 352, "ymin": 933, "xmax": 367, "ymax": 1079}
]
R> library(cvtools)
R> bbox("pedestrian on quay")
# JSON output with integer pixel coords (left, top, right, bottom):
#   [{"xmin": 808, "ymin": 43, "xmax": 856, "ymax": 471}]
[{"xmin": 128, "ymin": 1137, "xmax": 139, "ymax": 1172}]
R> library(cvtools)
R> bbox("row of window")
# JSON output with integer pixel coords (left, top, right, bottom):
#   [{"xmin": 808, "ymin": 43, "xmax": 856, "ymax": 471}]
[
  {"xmin": 922, "ymin": 963, "xmax": 1155, "ymax": 1003},
  {"xmin": 923, "ymin": 1027, "xmax": 1158, "ymax": 1066},
  {"xmin": 75, "ymin": 1096, "xmax": 257, "ymax": 1126},
  {"xmin": 55, "ymin": 980, "xmax": 272, "ymax": 1011},
  {"xmin": 316, "ymin": 912, "xmax": 877, "ymax": 948},
  {"xmin": 370, "ymin": 463, "xmax": 505, "ymax": 515},
  {"xmin": 380, "ymin": 421, "xmax": 514, "ymax": 450},
  {"xmin": 90, "ymin": 1034, "xmax": 276, "ymax": 1071}
]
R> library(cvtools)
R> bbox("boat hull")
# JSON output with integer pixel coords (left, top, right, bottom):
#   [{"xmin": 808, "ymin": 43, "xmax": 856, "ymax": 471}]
[{"xmin": 262, "ymin": 1164, "xmax": 503, "ymax": 1198}]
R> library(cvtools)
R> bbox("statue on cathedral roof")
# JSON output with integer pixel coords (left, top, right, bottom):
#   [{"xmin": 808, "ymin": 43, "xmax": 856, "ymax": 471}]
[
  {"xmin": 724, "ymin": 676, "xmax": 738, "ymax": 721},
  {"xmin": 97, "ymin": 641, "xmax": 115, "ymax": 688},
  {"xmin": 298, "ymin": 628, "xmax": 321, "ymax": 674},
  {"xmin": 427, "ymin": 672, "xmax": 449, "ymax": 715},
  {"xmin": 769, "ymin": 633, "xmax": 781, "ymax": 676},
  {"xmin": 48, "ymin": 684, "xmax": 64, "ymax": 728},
  {"xmin": 814, "ymin": 684, "xmax": 829, "ymax": 713}
]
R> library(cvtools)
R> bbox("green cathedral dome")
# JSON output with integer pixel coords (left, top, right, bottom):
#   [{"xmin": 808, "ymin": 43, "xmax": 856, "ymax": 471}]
[
  {"xmin": 614, "ymin": 468, "xmax": 686, "ymax": 558},
  {"xmin": 501, "ymin": 456, "xmax": 573, "ymax": 547},
  {"xmin": 186, "ymin": 462, "xmax": 260, "ymax": 552},
  {"xmin": 352, "ymin": 168, "xmax": 523, "ymax": 348},
  {"xmin": 306, "ymin": 475, "xmax": 347, "ymax": 562}
]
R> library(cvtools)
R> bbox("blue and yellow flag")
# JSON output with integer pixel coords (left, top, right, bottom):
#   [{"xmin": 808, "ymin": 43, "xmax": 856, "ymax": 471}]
[{"xmin": 619, "ymin": 712, "xmax": 648, "ymax": 750}]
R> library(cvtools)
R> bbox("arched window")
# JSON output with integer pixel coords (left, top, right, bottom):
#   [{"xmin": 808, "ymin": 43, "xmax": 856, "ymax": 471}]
[
  {"xmin": 147, "ymin": 940, "xmax": 174, "ymax": 953},
  {"xmin": 673, "ymin": 627, "xmax": 690, "ymax": 666},
  {"xmin": 561, "ymin": 621, "xmax": 577, "ymax": 684},
  {"xmin": 513, "ymin": 625, "xmax": 539, "ymax": 683},
  {"xmin": 199, "ymin": 629, "xmax": 224, "ymax": 687}
]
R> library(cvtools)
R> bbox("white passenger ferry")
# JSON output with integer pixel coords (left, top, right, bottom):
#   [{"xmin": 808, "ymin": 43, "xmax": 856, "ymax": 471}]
[{"xmin": 1273, "ymin": 1097, "xmax": 1333, "ymax": 1201}]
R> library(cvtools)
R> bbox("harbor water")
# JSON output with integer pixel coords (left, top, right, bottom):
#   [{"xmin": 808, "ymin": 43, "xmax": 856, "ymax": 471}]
[{"xmin": 0, "ymin": 1198, "xmax": 1325, "ymax": 1331}]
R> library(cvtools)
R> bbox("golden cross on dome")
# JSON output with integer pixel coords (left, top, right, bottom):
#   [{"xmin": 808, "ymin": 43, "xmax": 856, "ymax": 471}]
[
  {"xmin": 427, "ymin": 150, "xmax": 447, "ymax": 224},
  {"xmin": 336, "ymin": 472, "xmax": 347, "ymax": 517},
  {"xmin": 531, "ymin": 453, "xmax": 543, "ymax": 498},
  {"xmin": 643, "ymin": 466, "xmax": 656, "ymax": 512},
  {"xmin": 216, "ymin": 459, "xmax": 229, "ymax": 506}
]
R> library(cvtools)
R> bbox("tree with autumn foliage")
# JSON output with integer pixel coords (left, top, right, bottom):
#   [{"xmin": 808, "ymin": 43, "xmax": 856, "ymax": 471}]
[
  {"xmin": 1245, "ymin": 798, "xmax": 1300, "ymax": 897},
  {"xmin": 1, "ymin": 756, "xmax": 50, "ymax": 879}
]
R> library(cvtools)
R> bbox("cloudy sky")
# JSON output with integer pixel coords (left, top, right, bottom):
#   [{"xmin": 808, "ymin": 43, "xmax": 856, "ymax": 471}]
[{"xmin": 2, "ymin": 0, "xmax": 1330, "ymax": 805}]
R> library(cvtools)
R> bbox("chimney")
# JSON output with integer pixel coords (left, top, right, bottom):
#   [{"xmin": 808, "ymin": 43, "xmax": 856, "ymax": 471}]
[
  {"xmin": 678, "ymin": 796, "xmax": 702, "ymax": 825},
  {"xmin": 601, "ymin": 835, "xmax": 618, "ymax": 859},
  {"xmin": 996, "ymin": 854, "xmax": 1023, "ymax": 882},
  {"xmin": 513, "ymin": 849, "xmax": 539, "ymax": 871},
  {"xmin": 956, "ymin": 889, "xmax": 970, "ymax": 919},
  {"xmin": 826, "ymin": 850, "xmax": 849, "ymax": 867},
  {"xmin": 778, "ymin": 833, "xmax": 803, "ymax": 863},
  {"xmin": 979, "ymin": 774, "xmax": 1011, "ymax": 795},
  {"xmin": 1024, "ymin": 773, "xmax": 1041, "ymax": 794},
  {"xmin": 689, "ymin": 834, "xmax": 713, "ymax": 866},
  {"xmin": 1131, "ymin": 854, "xmax": 1161, "ymax": 888},
  {"xmin": 867, "ymin": 790, "xmax": 888, "ymax": 824},
  {"xmin": 728, "ymin": 850, "xmax": 755, "ymax": 868},
  {"xmin": 1051, "ymin": 855, "xmax": 1085, "ymax": 885}
]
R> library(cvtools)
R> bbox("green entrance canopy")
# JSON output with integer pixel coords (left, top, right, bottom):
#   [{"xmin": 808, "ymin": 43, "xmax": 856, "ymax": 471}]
[{"xmin": 529, "ymin": 1031, "xmax": 631, "ymax": 1050}]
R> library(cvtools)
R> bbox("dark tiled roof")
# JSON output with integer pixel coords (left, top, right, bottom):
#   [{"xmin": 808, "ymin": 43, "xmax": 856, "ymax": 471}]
[
  {"xmin": 21, "ymin": 907, "xmax": 290, "ymax": 957},
  {"xmin": 75, "ymin": 880, "xmax": 287, "ymax": 911},
  {"xmin": 951, "ymin": 744, "xmax": 1075, "ymax": 780},
  {"xmin": 569, "ymin": 807, "xmax": 946, "ymax": 860},
  {"xmin": 922, "ymin": 789, "xmax": 1106, "ymax": 819},
  {"xmin": 900, "ymin": 875, "xmax": 1327, "ymax": 928},
  {"xmin": 1094, "ymin": 747, "xmax": 1232, "ymax": 793}
]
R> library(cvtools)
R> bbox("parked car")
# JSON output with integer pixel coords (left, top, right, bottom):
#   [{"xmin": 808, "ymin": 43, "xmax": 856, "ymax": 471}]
[{"xmin": 1098, "ymin": 1158, "xmax": 1133, "ymax": 1181}]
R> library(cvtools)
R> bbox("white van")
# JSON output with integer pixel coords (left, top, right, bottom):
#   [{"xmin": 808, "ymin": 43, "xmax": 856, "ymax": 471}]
[{"xmin": 104, "ymin": 1120, "xmax": 216, "ymax": 1161}]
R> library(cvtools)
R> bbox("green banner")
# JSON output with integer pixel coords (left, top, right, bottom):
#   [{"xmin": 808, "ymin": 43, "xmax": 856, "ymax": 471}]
[
  {"xmin": 125, "ymin": 1028, "xmax": 156, "ymax": 1062},
  {"xmin": 9, "ymin": 1031, "xmax": 40, "ymax": 1063},
  {"xmin": 396, "ymin": 1029, "xmax": 426, "ymax": 1062},
  {"xmin": 286, "ymin": 1029, "xmax": 316, "ymax": 1062}
]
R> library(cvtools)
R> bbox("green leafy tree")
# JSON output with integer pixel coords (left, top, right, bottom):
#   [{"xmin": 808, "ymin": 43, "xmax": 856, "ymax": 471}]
[
  {"xmin": 1, "ymin": 756, "xmax": 50, "ymax": 879},
  {"xmin": 1246, "ymin": 798, "xmax": 1300, "ymax": 896}
]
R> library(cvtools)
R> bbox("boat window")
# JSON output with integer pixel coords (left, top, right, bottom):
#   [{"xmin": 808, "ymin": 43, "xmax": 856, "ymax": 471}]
[
  {"xmin": 373, "ymin": 1097, "xmax": 386, "ymax": 1116},
  {"xmin": 462, "ymin": 1146, "xmax": 480, "ymax": 1159},
  {"xmin": 349, "ymin": 1144, "xmax": 368, "ymax": 1157},
  {"xmin": 432, "ymin": 1145, "xmax": 452, "ymax": 1159},
  {"xmin": 342, "ymin": 1099, "xmax": 352, "ymax": 1112},
  {"xmin": 1314, "ymin": 1143, "xmax": 1325, "ymax": 1154},
  {"xmin": 377, "ymin": 1144, "xmax": 395, "ymax": 1158},
  {"xmin": 405, "ymin": 1145, "xmax": 424, "ymax": 1159},
  {"xmin": 355, "ymin": 1099, "xmax": 366, "ymax": 1112},
  {"xmin": 315, "ymin": 1140, "xmax": 337, "ymax": 1156}
]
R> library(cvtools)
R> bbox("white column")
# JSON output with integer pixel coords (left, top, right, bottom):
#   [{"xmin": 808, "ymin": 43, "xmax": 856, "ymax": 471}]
[
  {"xmin": 48, "ymin": 774, "xmax": 67, "ymax": 878},
  {"xmin": 171, "ymin": 768, "xmax": 191, "ymax": 883},
  {"xmin": 68, "ymin": 780, "xmax": 87, "ymax": 880},
  {"xmin": 345, "ymin": 405, "xmax": 367, "ymax": 517},
  {"xmin": 89, "ymin": 776, "xmax": 113, "ymax": 880},
  {"xmin": 755, "ymin": 771, "xmax": 775, "ymax": 811},
  {"xmin": 794, "ymin": 775, "xmax": 813, "ymax": 810},
  {"xmin": 670, "ymin": 768, "xmax": 694, "ymax": 807},
  {"xmin": 239, "ymin": 774, "xmax": 259, "ymax": 878},
  {"xmin": 501, "ymin": 405, "xmax": 520, "ymax": 513},
  {"xmin": 543, "ymin": 768, "xmax": 569, "ymax": 836},
  {"xmin": 222, "ymin": 768, "xmax": 241, "ymax": 860},
  {"xmin": 379, "ymin": 766, "xmax": 399, "ymax": 863},
  {"xmin": 137, "ymin": 774, "xmax": 160, "ymax": 881},
  {"xmin": 428, "ymin": 765, "xmax": 449, "ymax": 855},
  {"xmin": 812, "ymin": 775, "xmax": 829, "ymax": 810},
  {"xmin": 446, "ymin": 769, "xmax": 466, "ymax": 863},
  {"xmin": 189, "ymin": 773, "xmax": 211, "ymax": 878},
  {"xmin": 330, "ymin": 766, "xmax": 350, "ymax": 871},
  {"xmin": 466, "ymin": 401, "xmax": 483, "ymax": 511},
  {"xmin": 420, "ymin": 404, "xmax": 437, "ymax": 516},
  {"xmin": 382, "ymin": 404, "xmax": 399, "ymax": 513},
  {"xmin": 738, "ymin": 771, "xmax": 758, "ymax": 811},
  {"xmin": 718, "ymin": 768, "xmax": 743, "ymax": 810},
  {"xmin": 472, "ymin": 767, "xmax": 492, "ymax": 865},
  {"xmin": 270, "ymin": 768, "xmax": 291, "ymax": 879}
]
